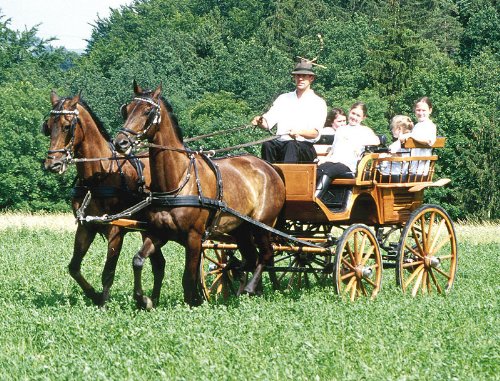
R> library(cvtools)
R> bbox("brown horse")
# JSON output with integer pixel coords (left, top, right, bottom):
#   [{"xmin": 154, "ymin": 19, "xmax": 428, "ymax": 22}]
[
  {"xmin": 43, "ymin": 91, "xmax": 165, "ymax": 307},
  {"xmin": 114, "ymin": 81, "xmax": 285, "ymax": 308}
]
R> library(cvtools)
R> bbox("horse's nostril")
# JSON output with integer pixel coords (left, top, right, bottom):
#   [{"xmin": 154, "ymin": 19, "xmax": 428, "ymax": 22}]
[
  {"xmin": 48, "ymin": 161, "xmax": 63, "ymax": 173},
  {"xmin": 115, "ymin": 138, "xmax": 130, "ymax": 152}
]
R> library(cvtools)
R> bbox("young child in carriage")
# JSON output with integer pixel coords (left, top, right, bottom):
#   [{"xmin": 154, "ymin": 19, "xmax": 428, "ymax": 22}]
[{"xmin": 378, "ymin": 115, "xmax": 414, "ymax": 179}]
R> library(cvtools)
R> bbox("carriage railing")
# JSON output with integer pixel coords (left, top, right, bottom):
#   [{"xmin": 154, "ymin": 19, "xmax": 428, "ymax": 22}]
[{"xmin": 359, "ymin": 154, "xmax": 438, "ymax": 185}]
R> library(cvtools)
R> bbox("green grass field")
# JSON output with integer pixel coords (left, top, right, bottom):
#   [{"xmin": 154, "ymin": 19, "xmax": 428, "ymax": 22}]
[{"xmin": 0, "ymin": 220, "xmax": 498, "ymax": 380}]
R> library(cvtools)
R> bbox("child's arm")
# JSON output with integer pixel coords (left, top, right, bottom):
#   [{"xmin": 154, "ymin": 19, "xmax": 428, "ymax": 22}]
[{"xmin": 400, "ymin": 121, "xmax": 436, "ymax": 146}]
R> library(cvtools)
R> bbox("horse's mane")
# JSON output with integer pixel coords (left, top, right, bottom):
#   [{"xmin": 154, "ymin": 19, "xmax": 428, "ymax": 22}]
[
  {"xmin": 54, "ymin": 97, "xmax": 112, "ymax": 142},
  {"xmin": 77, "ymin": 99, "xmax": 113, "ymax": 142},
  {"xmin": 137, "ymin": 89, "xmax": 183, "ymax": 143},
  {"xmin": 160, "ymin": 96, "xmax": 183, "ymax": 143}
]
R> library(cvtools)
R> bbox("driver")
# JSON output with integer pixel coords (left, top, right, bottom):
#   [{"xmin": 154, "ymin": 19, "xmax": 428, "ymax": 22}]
[{"xmin": 251, "ymin": 59, "xmax": 327, "ymax": 163}]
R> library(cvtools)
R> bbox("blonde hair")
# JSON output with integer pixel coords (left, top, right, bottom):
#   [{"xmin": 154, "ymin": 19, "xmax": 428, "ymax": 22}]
[{"xmin": 390, "ymin": 115, "xmax": 414, "ymax": 136}]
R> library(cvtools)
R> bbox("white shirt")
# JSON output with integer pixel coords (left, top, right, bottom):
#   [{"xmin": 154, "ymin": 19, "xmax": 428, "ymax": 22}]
[
  {"xmin": 263, "ymin": 89, "xmax": 327, "ymax": 143},
  {"xmin": 325, "ymin": 124, "xmax": 380, "ymax": 172},
  {"xmin": 410, "ymin": 120, "xmax": 437, "ymax": 175},
  {"xmin": 379, "ymin": 141, "xmax": 411, "ymax": 176}
]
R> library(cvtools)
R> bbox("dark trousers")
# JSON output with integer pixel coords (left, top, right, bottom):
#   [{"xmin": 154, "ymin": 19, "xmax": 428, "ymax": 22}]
[
  {"xmin": 317, "ymin": 162, "xmax": 353, "ymax": 179},
  {"xmin": 261, "ymin": 140, "xmax": 316, "ymax": 163}
]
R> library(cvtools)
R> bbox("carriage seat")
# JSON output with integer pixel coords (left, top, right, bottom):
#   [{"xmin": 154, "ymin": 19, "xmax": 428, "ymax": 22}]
[{"xmin": 314, "ymin": 133, "xmax": 335, "ymax": 157}]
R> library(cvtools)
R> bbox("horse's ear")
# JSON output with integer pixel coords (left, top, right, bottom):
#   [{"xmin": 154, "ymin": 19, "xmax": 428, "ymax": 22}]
[
  {"xmin": 50, "ymin": 90, "xmax": 60, "ymax": 106},
  {"xmin": 133, "ymin": 79, "xmax": 142, "ymax": 95},
  {"xmin": 120, "ymin": 103, "xmax": 128, "ymax": 120},
  {"xmin": 69, "ymin": 93, "xmax": 80, "ymax": 109},
  {"xmin": 41, "ymin": 121, "xmax": 50, "ymax": 136},
  {"xmin": 152, "ymin": 82, "xmax": 162, "ymax": 100}
]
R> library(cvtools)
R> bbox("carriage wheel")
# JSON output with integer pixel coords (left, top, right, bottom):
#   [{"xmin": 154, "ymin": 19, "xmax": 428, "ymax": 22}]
[
  {"xmin": 396, "ymin": 205, "xmax": 457, "ymax": 296},
  {"xmin": 199, "ymin": 247, "xmax": 245, "ymax": 302},
  {"xmin": 333, "ymin": 224, "xmax": 382, "ymax": 301},
  {"xmin": 271, "ymin": 250, "xmax": 333, "ymax": 291}
]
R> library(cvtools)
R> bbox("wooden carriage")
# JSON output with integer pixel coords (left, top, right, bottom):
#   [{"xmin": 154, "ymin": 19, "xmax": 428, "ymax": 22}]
[{"xmin": 200, "ymin": 138, "xmax": 458, "ymax": 301}]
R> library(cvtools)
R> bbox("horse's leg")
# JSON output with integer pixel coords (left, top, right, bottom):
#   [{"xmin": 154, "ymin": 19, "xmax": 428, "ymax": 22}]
[
  {"xmin": 68, "ymin": 224, "xmax": 100, "ymax": 304},
  {"xmin": 99, "ymin": 226, "xmax": 125, "ymax": 306},
  {"xmin": 183, "ymin": 231, "xmax": 204, "ymax": 306},
  {"xmin": 234, "ymin": 226, "xmax": 263, "ymax": 296},
  {"xmin": 149, "ymin": 248, "xmax": 166, "ymax": 307},
  {"xmin": 132, "ymin": 235, "xmax": 161, "ymax": 310},
  {"xmin": 245, "ymin": 230, "xmax": 274, "ymax": 295}
]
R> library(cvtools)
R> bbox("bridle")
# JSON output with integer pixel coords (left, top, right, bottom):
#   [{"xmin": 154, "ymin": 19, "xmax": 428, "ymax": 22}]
[
  {"xmin": 44, "ymin": 107, "xmax": 81, "ymax": 165},
  {"xmin": 117, "ymin": 96, "xmax": 162, "ymax": 149}
]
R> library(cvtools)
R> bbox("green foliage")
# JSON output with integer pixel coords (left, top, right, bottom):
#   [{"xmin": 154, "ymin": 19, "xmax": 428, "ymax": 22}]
[
  {"xmin": 0, "ymin": 1, "xmax": 498, "ymax": 219},
  {"xmin": 0, "ymin": 81, "xmax": 72, "ymax": 211},
  {"xmin": 0, "ymin": 225, "xmax": 498, "ymax": 379}
]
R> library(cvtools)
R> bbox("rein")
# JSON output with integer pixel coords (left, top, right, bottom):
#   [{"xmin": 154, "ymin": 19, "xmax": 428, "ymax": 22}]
[{"xmin": 184, "ymin": 124, "xmax": 253, "ymax": 142}]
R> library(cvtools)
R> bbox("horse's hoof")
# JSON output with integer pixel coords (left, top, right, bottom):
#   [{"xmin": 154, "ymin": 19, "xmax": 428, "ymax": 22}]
[
  {"xmin": 137, "ymin": 296, "xmax": 154, "ymax": 311},
  {"xmin": 88, "ymin": 291, "xmax": 104, "ymax": 306},
  {"xmin": 243, "ymin": 286, "xmax": 256, "ymax": 296}
]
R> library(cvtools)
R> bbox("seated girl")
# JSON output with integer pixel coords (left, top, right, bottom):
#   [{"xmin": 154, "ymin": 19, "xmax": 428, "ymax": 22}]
[
  {"xmin": 400, "ymin": 97, "xmax": 437, "ymax": 177},
  {"xmin": 315, "ymin": 102, "xmax": 379, "ymax": 199}
]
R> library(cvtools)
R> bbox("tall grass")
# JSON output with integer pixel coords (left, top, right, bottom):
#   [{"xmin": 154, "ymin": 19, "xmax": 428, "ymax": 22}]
[{"xmin": 0, "ymin": 223, "xmax": 498, "ymax": 380}]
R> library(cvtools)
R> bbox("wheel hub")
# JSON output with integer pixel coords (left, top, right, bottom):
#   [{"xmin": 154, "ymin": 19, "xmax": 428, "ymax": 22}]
[
  {"xmin": 355, "ymin": 265, "xmax": 373, "ymax": 279},
  {"xmin": 425, "ymin": 256, "xmax": 441, "ymax": 268}
]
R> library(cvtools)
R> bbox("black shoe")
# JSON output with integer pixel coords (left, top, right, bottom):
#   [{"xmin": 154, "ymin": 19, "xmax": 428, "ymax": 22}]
[{"xmin": 315, "ymin": 175, "xmax": 331, "ymax": 199}]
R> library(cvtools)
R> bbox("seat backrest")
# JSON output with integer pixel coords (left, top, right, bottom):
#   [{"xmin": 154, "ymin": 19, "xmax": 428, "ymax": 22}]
[{"xmin": 316, "ymin": 134, "xmax": 335, "ymax": 145}]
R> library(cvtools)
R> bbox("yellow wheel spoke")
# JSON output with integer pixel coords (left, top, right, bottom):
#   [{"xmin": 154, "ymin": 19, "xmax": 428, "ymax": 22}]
[
  {"xmin": 431, "ymin": 235, "xmax": 453, "ymax": 255},
  {"xmin": 208, "ymin": 274, "xmax": 222, "ymax": 294},
  {"xmin": 340, "ymin": 271, "xmax": 355, "ymax": 281},
  {"xmin": 405, "ymin": 239, "xmax": 424, "ymax": 260},
  {"xmin": 411, "ymin": 268, "xmax": 425, "ymax": 297},
  {"xmin": 204, "ymin": 255, "xmax": 221, "ymax": 267},
  {"xmin": 410, "ymin": 225, "xmax": 425, "ymax": 257},
  {"xmin": 433, "ymin": 266, "xmax": 452, "ymax": 280},
  {"xmin": 365, "ymin": 277, "xmax": 377, "ymax": 288},
  {"xmin": 429, "ymin": 269, "xmax": 443, "ymax": 293},
  {"xmin": 357, "ymin": 233, "xmax": 368, "ymax": 263},
  {"xmin": 402, "ymin": 260, "xmax": 424, "ymax": 268},
  {"xmin": 341, "ymin": 257, "xmax": 356, "ymax": 271},
  {"xmin": 437, "ymin": 255, "xmax": 453, "ymax": 260},
  {"xmin": 350, "ymin": 280, "xmax": 358, "ymax": 301},
  {"xmin": 207, "ymin": 269, "xmax": 221, "ymax": 276},
  {"xmin": 216, "ymin": 281, "xmax": 223, "ymax": 294},
  {"xmin": 419, "ymin": 214, "xmax": 428, "ymax": 251},
  {"xmin": 404, "ymin": 264, "xmax": 424, "ymax": 289},
  {"xmin": 429, "ymin": 218, "xmax": 446, "ymax": 252},
  {"xmin": 426, "ymin": 271, "xmax": 432, "ymax": 294},
  {"xmin": 353, "ymin": 233, "xmax": 359, "ymax": 260},
  {"xmin": 346, "ymin": 242, "xmax": 356, "ymax": 264},
  {"xmin": 343, "ymin": 276, "xmax": 357, "ymax": 295},
  {"xmin": 361, "ymin": 245, "xmax": 376, "ymax": 266},
  {"xmin": 427, "ymin": 211, "xmax": 436, "ymax": 238},
  {"xmin": 360, "ymin": 280, "xmax": 368, "ymax": 296},
  {"xmin": 422, "ymin": 271, "xmax": 428, "ymax": 295}
]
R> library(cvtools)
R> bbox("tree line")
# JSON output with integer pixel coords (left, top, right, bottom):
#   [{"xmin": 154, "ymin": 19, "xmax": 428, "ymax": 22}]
[{"xmin": 0, "ymin": 0, "xmax": 498, "ymax": 220}]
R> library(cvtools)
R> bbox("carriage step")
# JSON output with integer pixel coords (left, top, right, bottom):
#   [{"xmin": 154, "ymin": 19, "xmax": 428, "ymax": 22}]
[{"xmin": 382, "ymin": 261, "xmax": 396, "ymax": 269}]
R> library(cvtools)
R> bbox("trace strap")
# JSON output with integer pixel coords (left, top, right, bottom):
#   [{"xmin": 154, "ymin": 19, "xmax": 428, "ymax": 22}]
[{"xmin": 82, "ymin": 193, "xmax": 324, "ymax": 249}]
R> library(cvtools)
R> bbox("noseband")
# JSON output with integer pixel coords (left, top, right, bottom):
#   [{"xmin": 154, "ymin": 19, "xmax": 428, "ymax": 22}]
[
  {"xmin": 118, "ymin": 97, "xmax": 162, "ymax": 148},
  {"xmin": 46, "ymin": 108, "xmax": 80, "ymax": 163}
]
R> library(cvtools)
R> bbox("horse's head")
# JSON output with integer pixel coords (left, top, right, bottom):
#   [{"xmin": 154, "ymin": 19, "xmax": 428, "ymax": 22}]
[
  {"xmin": 42, "ymin": 91, "xmax": 81, "ymax": 174},
  {"xmin": 114, "ymin": 80, "xmax": 163, "ymax": 153}
]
